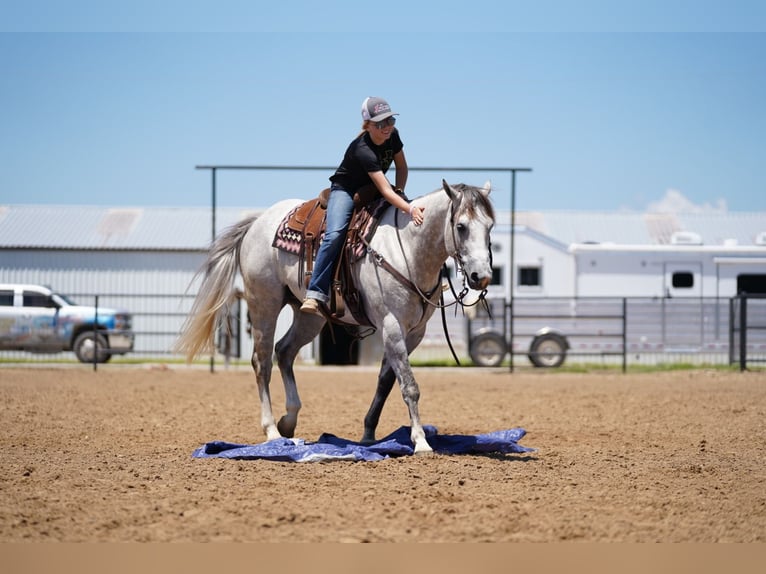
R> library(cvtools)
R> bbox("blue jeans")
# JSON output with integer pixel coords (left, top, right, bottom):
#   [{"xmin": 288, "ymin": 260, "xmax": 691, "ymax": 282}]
[{"xmin": 305, "ymin": 185, "xmax": 355, "ymax": 303}]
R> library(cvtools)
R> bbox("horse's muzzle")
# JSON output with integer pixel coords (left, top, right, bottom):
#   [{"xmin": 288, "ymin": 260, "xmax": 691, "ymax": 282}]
[{"xmin": 469, "ymin": 272, "xmax": 491, "ymax": 290}]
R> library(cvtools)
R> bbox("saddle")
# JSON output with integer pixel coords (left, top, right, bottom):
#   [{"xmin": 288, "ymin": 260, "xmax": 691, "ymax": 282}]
[{"xmin": 272, "ymin": 185, "xmax": 396, "ymax": 326}]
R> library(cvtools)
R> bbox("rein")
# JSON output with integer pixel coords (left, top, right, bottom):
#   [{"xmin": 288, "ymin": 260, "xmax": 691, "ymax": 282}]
[{"xmin": 361, "ymin": 234, "xmax": 442, "ymax": 305}]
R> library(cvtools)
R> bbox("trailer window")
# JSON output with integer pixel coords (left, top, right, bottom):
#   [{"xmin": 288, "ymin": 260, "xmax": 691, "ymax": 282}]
[
  {"xmin": 738, "ymin": 274, "xmax": 766, "ymax": 294},
  {"xmin": 0, "ymin": 290, "xmax": 13, "ymax": 306},
  {"xmin": 672, "ymin": 272, "xmax": 694, "ymax": 289},
  {"xmin": 518, "ymin": 266, "xmax": 541, "ymax": 287}
]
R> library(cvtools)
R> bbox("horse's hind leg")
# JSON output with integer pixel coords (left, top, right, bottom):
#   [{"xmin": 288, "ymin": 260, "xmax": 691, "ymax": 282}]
[
  {"xmin": 273, "ymin": 306, "xmax": 326, "ymax": 438},
  {"xmin": 246, "ymin": 296, "xmax": 284, "ymax": 441},
  {"xmin": 361, "ymin": 357, "xmax": 396, "ymax": 444}
]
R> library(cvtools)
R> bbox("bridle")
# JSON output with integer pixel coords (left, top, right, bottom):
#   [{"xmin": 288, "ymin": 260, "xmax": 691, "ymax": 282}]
[
  {"xmin": 441, "ymin": 197, "xmax": 493, "ymax": 310},
  {"xmin": 362, "ymin": 192, "xmax": 493, "ymax": 364}
]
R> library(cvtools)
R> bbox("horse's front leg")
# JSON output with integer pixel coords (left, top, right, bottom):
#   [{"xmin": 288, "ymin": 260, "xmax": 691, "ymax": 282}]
[
  {"xmin": 380, "ymin": 315, "xmax": 432, "ymax": 454},
  {"xmin": 361, "ymin": 357, "xmax": 396, "ymax": 444}
]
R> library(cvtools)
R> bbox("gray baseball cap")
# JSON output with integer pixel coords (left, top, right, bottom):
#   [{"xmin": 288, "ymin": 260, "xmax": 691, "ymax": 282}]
[{"xmin": 361, "ymin": 96, "xmax": 398, "ymax": 122}]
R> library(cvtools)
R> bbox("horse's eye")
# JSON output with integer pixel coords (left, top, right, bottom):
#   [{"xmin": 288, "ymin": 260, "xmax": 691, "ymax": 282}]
[{"xmin": 456, "ymin": 223, "xmax": 467, "ymax": 234}]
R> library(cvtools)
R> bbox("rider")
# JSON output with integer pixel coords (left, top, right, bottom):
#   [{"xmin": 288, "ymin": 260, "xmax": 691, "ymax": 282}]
[{"xmin": 300, "ymin": 96, "xmax": 426, "ymax": 316}]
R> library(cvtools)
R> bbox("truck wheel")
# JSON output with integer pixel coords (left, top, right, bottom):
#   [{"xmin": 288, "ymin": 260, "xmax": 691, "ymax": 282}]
[
  {"xmin": 73, "ymin": 331, "xmax": 111, "ymax": 363},
  {"xmin": 469, "ymin": 332, "xmax": 507, "ymax": 367},
  {"xmin": 528, "ymin": 334, "xmax": 567, "ymax": 368}
]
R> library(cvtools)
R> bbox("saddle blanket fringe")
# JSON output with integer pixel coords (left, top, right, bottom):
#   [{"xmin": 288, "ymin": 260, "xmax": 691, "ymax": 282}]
[{"xmin": 192, "ymin": 425, "xmax": 534, "ymax": 462}]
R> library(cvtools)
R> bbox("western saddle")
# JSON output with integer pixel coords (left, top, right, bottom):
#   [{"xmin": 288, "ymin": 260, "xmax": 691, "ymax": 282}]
[{"xmin": 273, "ymin": 185, "xmax": 400, "ymax": 326}]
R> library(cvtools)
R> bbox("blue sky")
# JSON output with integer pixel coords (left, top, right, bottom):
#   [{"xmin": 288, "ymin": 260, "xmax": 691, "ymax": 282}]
[{"xmin": 1, "ymin": 2, "xmax": 765, "ymax": 214}]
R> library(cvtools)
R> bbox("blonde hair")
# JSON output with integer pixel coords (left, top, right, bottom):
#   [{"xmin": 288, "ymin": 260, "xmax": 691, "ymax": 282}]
[{"xmin": 357, "ymin": 120, "xmax": 371, "ymax": 137}]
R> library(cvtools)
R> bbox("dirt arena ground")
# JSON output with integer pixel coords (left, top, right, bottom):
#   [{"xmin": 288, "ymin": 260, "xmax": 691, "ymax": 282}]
[{"xmin": 0, "ymin": 365, "xmax": 764, "ymax": 542}]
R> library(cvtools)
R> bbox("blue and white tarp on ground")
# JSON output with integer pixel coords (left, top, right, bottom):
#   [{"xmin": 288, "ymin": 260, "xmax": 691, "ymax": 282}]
[{"xmin": 192, "ymin": 425, "xmax": 534, "ymax": 462}]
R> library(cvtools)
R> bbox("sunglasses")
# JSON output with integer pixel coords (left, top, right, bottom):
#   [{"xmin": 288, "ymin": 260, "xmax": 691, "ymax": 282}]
[{"xmin": 373, "ymin": 117, "xmax": 396, "ymax": 129}]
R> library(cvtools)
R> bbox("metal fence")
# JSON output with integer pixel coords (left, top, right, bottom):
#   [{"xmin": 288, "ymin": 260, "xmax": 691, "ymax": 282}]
[
  {"xmin": 467, "ymin": 296, "xmax": 766, "ymax": 370},
  {"xmin": 730, "ymin": 294, "xmax": 766, "ymax": 370},
  {"xmin": 0, "ymin": 291, "xmax": 200, "ymax": 365},
  {"xmin": 3, "ymin": 291, "xmax": 766, "ymax": 370}
]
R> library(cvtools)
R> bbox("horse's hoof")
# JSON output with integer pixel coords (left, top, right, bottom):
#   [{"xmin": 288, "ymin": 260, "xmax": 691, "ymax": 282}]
[
  {"xmin": 277, "ymin": 417, "xmax": 295, "ymax": 439},
  {"xmin": 265, "ymin": 428, "xmax": 282, "ymax": 441},
  {"xmin": 413, "ymin": 441, "xmax": 434, "ymax": 456}
]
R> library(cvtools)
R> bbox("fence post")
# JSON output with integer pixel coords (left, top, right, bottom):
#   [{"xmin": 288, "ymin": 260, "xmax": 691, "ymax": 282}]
[
  {"xmin": 728, "ymin": 297, "xmax": 735, "ymax": 366},
  {"xmin": 508, "ymin": 297, "xmax": 514, "ymax": 373},
  {"xmin": 93, "ymin": 295, "xmax": 99, "ymax": 372},
  {"xmin": 622, "ymin": 298, "xmax": 627, "ymax": 373},
  {"xmin": 739, "ymin": 294, "xmax": 747, "ymax": 372}
]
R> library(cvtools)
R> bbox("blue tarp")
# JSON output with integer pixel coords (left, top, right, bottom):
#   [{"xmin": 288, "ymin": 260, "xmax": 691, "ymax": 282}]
[{"xmin": 192, "ymin": 425, "xmax": 534, "ymax": 462}]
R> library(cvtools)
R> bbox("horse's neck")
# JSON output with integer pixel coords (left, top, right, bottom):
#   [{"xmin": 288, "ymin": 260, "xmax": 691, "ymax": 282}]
[{"xmin": 395, "ymin": 191, "xmax": 450, "ymax": 277}]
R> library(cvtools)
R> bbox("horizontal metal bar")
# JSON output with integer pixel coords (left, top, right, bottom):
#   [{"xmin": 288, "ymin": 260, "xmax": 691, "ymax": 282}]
[
  {"xmin": 513, "ymin": 314, "xmax": 623, "ymax": 321},
  {"xmin": 196, "ymin": 165, "xmax": 532, "ymax": 173},
  {"xmin": 514, "ymin": 351, "xmax": 625, "ymax": 357}
]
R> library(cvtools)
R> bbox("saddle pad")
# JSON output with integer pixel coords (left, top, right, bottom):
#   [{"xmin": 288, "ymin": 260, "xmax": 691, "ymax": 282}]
[
  {"xmin": 349, "ymin": 197, "xmax": 391, "ymax": 261},
  {"xmin": 273, "ymin": 204, "xmax": 319, "ymax": 255}
]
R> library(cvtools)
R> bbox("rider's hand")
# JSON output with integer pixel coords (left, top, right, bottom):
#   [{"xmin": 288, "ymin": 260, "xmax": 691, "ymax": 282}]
[{"xmin": 409, "ymin": 204, "xmax": 425, "ymax": 226}]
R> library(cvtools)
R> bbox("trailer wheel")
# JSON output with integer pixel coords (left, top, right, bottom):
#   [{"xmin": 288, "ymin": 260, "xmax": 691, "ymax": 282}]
[
  {"xmin": 469, "ymin": 332, "xmax": 507, "ymax": 367},
  {"xmin": 528, "ymin": 334, "xmax": 567, "ymax": 368},
  {"xmin": 73, "ymin": 331, "xmax": 111, "ymax": 363}
]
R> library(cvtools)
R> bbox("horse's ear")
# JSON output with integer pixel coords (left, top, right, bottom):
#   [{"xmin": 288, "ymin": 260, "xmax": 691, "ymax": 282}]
[
  {"xmin": 481, "ymin": 180, "xmax": 491, "ymax": 196},
  {"xmin": 442, "ymin": 179, "xmax": 457, "ymax": 200}
]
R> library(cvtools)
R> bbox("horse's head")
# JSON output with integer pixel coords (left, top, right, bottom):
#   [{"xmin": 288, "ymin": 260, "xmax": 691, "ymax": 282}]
[{"xmin": 442, "ymin": 179, "xmax": 495, "ymax": 291}]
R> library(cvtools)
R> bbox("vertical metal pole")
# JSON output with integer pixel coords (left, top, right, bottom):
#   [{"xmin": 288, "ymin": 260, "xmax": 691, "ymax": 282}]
[
  {"xmin": 728, "ymin": 297, "xmax": 735, "ymax": 366},
  {"xmin": 739, "ymin": 295, "xmax": 747, "ymax": 372},
  {"xmin": 211, "ymin": 167, "xmax": 217, "ymax": 241},
  {"xmin": 93, "ymin": 295, "xmax": 99, "ymax": 372},
  {"xmin": 509, "ymin": 169, "xmax": 516, "ymax": 373},
  {"xmin": 210, "ymin": 168, "xmax": 217, "ymax": 374},
  {"xmin": 622, "ymin": 297, "xmax": 627, "ymax": 373}
]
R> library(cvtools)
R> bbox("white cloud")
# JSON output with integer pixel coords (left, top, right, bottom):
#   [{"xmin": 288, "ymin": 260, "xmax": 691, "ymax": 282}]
[{"xmin": 647, "ymin": 189, "xmax": 728, "ymax": 214}]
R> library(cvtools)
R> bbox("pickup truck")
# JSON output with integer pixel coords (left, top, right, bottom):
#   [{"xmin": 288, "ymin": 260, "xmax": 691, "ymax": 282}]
[{"xmin": 0, "ymin": 283, "xmax": 134, "ymax": 363}]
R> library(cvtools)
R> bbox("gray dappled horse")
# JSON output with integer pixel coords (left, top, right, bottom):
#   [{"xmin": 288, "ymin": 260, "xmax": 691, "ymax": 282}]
[{"xmin": 176, "ymin": 180, "xmax": 495, "ymax": 453}]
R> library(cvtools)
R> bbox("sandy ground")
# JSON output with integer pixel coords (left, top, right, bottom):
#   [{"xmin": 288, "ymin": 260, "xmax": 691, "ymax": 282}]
[{"xmin": 0, "ymin": 365, "xmax": 764, "ymax": 542}]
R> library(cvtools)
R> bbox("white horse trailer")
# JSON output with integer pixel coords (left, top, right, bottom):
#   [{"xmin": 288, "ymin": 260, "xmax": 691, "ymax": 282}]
[{"xmin": 466, "ymin": 230, "xmax": 766, "ymax": 367}]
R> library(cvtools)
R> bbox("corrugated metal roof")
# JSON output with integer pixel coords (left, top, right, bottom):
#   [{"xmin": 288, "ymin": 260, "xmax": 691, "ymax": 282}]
[
  {"xmin": 1, "ymin": 204, "xmax": 765, "ymax": 250},
  {"xmin": 0, "ymin": 205, "xmax": 262, "ymax": 250}
]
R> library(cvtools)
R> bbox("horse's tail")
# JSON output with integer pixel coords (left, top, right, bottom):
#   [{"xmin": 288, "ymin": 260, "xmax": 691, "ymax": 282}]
[{"xmin": 175, "ymin": 216, "xmax": 257, "ymax": 362}]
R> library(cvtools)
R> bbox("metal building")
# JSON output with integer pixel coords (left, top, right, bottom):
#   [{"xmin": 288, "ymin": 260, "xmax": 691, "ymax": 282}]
[{"xmin": 2, "ymin": 203, "xmax": 765, "ymax": 366}]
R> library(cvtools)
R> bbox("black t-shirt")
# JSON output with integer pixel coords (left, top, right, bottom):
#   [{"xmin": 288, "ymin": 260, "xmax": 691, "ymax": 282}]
[{"xmin": 329, "ymin": 128, "xmax": 403, "ymax": 192}]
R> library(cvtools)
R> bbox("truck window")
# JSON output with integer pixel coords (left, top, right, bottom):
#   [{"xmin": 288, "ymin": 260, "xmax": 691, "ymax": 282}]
[
  {"xmin": 23, "ymin": 291, "xmax": 56, "ymax": 308},
  {"xmin": 672, "ymin": 272, "xmax": 694, "ymax": 289},
  {"xmin": 0, "ymin": 290, "xmax": 13, "ymax": 306}
]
